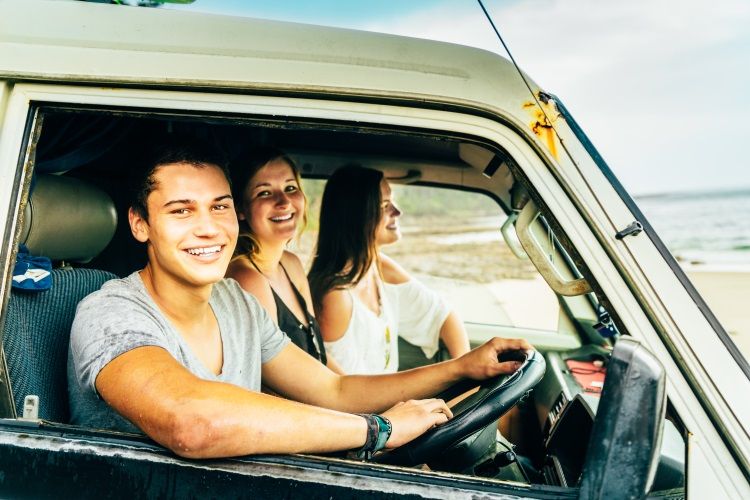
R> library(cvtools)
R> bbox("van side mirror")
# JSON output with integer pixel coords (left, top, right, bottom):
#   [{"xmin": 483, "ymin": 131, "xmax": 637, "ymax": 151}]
[{"xmin": 578, "ymin": 337, "xmax": 666, "ymax": 499}]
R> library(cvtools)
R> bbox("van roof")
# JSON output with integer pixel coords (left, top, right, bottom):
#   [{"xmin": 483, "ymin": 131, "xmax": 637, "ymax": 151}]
[{"xmin": 0, "ymin": 0, "xmax": 541, "ymax": 125}]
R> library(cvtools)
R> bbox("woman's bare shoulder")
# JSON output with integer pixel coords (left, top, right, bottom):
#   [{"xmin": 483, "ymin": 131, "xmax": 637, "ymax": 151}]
[
  {"xmin": 280, "ymin": 250, "xmax": 308, "ymax": 280},
  {"xmin": 226, "ymin": 257, "xmax": 277, "ymax": 319},
  {"xmin": 378, "ymin": 252, "xmax": 411, "ymax": 285}
]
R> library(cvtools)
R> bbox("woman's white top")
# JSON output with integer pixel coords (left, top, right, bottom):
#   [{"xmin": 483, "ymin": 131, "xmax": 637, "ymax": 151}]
[
  {"xmin": 324, "ymin": 278, "xmax": 450, "ymax": 374},
  {"xmin": 386, "ymin": 279, "xmax": 450, "ymax": 359}
]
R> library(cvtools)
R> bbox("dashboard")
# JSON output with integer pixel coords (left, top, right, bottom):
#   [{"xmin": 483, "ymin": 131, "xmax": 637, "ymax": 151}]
[{"xmin": 533, "ymin": 347, "xmax": 685, "ymax": 490}]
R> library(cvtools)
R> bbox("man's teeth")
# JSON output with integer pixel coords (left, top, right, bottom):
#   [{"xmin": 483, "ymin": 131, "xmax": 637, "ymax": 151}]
[
  {"xmin": 271, "ymin": 214, "xmax": 293, "ymax": 222},
  {"xmin": 187, "ymin": 246, "xmax": 221, "ymax": 255}
]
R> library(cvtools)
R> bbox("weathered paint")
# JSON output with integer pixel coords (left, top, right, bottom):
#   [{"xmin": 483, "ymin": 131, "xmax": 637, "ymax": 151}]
[
  {"xmin": 522, "ymin": 98, "xmax": 560, "ymax": 161},
  {"xmin": 0, "ymin": 426, "xmax": 576, "ymax": 499}
]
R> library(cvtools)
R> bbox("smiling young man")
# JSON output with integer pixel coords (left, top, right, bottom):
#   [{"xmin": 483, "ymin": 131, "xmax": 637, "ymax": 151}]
[{"xmin": 68, "ymin": 140, "xmax": 532, "ymax": 459}]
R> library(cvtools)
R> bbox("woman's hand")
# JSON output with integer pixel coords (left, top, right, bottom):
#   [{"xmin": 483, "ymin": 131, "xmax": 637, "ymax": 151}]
[
  {"xmin": 453, "ymin": 337, "xmax": 534, "ymax": 381},
  {"xmin": 380, "ymin": 398, "xmax": 453, "ymax": 448}
]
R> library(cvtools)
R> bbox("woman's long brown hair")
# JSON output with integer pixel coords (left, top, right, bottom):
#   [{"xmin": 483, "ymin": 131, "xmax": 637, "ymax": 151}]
[{"xmin": 308, "ymin": 165, "xmax": 383, "ymax": 312}]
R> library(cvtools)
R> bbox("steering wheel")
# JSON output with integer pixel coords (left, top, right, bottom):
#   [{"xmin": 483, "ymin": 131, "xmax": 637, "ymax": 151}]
[{"xmin": 373, "ymin": 349, "xmax": 546, "ymax": 467}]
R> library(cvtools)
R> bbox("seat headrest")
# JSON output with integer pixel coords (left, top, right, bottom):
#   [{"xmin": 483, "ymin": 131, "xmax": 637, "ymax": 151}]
[{"xmin": 20, "ymin": 174, "xmax": 117, "ymax": 263}]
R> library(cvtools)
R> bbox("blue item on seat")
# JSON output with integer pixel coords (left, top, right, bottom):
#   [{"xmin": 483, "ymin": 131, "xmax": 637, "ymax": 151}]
[
  {"xmin": 2, "ymin": 268, "xmax": 116, "ymax": 422},
  {"xmin": 11, "ymin": 244, "xmax": 52, "ymax": 291}
]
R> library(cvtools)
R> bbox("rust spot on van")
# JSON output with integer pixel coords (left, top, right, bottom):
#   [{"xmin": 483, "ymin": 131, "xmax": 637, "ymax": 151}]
[{"xmin": 523, "ymin": 97, "xmax": 560, "ymax": 160}]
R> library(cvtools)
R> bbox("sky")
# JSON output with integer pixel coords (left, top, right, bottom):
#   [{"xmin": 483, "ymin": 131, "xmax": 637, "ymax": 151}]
[{"xmin": 162, "ymin": 0, "xmax": 750, "ymax": 196}]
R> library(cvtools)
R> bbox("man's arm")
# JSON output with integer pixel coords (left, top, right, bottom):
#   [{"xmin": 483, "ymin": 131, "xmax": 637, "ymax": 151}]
[
  {"xmin": 95, "ymin": 346, "xmax": 450, "ymax": 458},
  {"xmin": 261, "ymin": 336, "xmax": 532, "ymax": 414}
]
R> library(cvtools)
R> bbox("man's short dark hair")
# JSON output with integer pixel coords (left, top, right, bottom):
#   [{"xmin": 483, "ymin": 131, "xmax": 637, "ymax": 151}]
[{"xmin": 130, "ymin": 136, "xmax": 230, "ymax": 220}]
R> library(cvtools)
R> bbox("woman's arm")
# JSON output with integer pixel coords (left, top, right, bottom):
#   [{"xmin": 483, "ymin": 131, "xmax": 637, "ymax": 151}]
[
  {"xmin": 317, "ymin": 289, "xmax": 353, "ymax": 343},
  {"xmin": 438, "ymin": 311, "xmax": 471, "ymax": 358}
]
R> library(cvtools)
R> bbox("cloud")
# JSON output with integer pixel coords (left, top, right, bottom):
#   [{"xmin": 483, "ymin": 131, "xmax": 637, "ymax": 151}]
[
  {"xmin": 362, "ymin": 0, "xmax": 750, "ymax": 193},
  {"xmin": 363, "ymin": 0, "xmax": 749, "ymax": 85}
]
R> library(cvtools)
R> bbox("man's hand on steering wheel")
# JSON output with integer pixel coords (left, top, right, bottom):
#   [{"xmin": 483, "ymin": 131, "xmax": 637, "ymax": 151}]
[
  {"xmin": 373, "ymin": 345, "xmax": 545, "ymax": 467},
  {"xmin": 364, "ymin": 338, "xmax": 535, "ymax": 461},
  {"xmin": 380, "ymin": 399, "xmax": 454, "ymax": 449},
  {"xmin": 453, "ymin": 337, "xmax": 534, "ymax": 381}
]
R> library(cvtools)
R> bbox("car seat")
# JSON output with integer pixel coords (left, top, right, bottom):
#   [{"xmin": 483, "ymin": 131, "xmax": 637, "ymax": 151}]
[{"xmin": 1, "ymin": 174, "xmax": 118, "ymax": 422}]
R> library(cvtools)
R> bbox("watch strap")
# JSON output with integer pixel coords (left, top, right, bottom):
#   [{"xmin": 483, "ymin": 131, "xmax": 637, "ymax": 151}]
[{"xmin": 355, "ymin": 413, "xmax": 392, "ymax": 460}]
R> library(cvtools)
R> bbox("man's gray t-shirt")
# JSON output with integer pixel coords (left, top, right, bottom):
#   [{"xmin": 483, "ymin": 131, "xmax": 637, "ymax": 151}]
[{"xmin": 67, "ymin": 272, "xmax": 289, "ymax": 433}]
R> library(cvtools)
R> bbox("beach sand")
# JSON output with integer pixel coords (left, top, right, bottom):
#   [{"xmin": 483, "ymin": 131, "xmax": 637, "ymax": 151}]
[{"xmin": 685, "ymin": 268, "xmax": 750, "ymax": 358}]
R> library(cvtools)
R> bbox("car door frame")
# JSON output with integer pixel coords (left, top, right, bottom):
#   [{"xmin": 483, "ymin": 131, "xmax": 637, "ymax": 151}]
[{"xmin": 0, "ymin": 83, "xmax": 747, "ymax": 497}]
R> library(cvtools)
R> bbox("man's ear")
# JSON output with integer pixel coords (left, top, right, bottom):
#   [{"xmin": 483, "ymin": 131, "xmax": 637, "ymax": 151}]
[
  {"xmin": 237, "ymin": 210, "xmax": 246, "ymax": 221},
  {"xmin": 128, "ymin": 207, "xmax": 150, "ymax": 243}
]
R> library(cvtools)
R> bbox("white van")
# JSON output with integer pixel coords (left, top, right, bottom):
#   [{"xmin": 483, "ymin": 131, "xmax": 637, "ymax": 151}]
[{"xmin": 0, "ymin": 1, "xmax": 748, "ymax": 498}]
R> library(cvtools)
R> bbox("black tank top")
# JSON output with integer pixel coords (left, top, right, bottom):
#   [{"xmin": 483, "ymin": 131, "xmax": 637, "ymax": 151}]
[{"xmin": 251, "ymin": 260, "xmax": 327, "ymax": 365}]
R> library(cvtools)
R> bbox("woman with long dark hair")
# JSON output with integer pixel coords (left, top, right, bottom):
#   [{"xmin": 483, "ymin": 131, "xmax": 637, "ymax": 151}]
[
  {"xmin": 309, "ymin": 165, "xmax": 470, "ymax": 375},
  {"xmin": 227, "ymin": 147, "xmax": 342, "ymax": 372}
]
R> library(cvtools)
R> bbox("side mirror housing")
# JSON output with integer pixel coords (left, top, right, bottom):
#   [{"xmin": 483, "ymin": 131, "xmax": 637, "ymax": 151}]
[{"xmin": 578, "ymin": 337, "xmax": 666, "ymax": 499}]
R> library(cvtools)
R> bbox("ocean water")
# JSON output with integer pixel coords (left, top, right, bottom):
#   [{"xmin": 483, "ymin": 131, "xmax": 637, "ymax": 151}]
[
  {"xmin": 635, "ymin": 188, "xmax": 750, "ymax": 267},
  {"xmin": 405, "ymin": 188, "xmax": 750, "ymax": 268}
]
